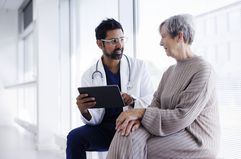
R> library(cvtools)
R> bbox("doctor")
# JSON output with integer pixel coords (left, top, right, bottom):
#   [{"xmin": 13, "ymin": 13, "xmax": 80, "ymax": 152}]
[{"xmin": 66, "ymin": 18, "xmax": 154, "ymax": 159}]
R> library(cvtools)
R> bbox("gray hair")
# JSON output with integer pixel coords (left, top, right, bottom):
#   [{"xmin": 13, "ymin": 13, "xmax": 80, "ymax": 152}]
[{"xmin": 159, "ymin": 14, "xmax": 195, "ymax": 44}]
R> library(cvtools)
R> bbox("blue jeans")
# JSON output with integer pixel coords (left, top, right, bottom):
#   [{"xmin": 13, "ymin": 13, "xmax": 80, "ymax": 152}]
[{"xmin": 66, "ymin": 122, "xmax": 116, "ymax": 159}]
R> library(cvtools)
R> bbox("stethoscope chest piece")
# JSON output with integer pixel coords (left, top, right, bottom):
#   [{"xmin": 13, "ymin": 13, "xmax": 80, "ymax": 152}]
[{"xmin": 126, "ymin": 82, "xmax": 133, "ymax": 90}]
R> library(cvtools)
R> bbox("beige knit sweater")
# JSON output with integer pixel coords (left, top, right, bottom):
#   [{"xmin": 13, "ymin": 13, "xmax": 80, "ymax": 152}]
[{"xmin": 142, "ymin": 56, "xmax": 220, "ymax": 158}]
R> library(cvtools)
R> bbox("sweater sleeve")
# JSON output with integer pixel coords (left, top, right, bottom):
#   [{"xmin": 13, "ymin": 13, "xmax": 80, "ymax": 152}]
[{"xmin": 142, "ymin": 64, "xmax": 216, "ymax": 136}]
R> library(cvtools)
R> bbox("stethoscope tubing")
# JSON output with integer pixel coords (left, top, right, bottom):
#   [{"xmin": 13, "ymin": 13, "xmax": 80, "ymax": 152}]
[{"xmin": 92, "ymin": 54, "xmax": 131, "ymax": 84}]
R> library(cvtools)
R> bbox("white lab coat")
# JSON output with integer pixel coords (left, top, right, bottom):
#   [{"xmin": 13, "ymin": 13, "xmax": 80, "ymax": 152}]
[{"xmin": 80, "ymin": 55, "xmax": 154, "ymax": 125}]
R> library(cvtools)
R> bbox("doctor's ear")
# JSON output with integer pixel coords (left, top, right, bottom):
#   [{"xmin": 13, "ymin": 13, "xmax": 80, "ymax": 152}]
[{"xmin": 96, "ymin": 40, "xmax": 104, "ymax": 49}]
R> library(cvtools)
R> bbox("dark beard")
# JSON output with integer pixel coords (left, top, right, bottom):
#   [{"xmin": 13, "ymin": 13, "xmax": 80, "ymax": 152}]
[{"xmin": 103, "ymin": 48, "xmax": 124, "ymax": 60}]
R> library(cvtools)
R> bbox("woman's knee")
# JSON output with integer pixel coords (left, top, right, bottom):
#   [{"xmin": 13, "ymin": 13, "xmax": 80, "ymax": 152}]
[
  {"xmin": 129, "ymin": 127, "xmax": 150, "ymax": 142},
  {"xmin": 112, "ymin": 127, "xmax": 150, "ymax": 145}
]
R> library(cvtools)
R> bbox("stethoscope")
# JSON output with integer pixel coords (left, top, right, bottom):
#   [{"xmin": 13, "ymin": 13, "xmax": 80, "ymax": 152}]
[{"xmin": 91, "ymin": 54, "xmax": 132, "ymax": 90}]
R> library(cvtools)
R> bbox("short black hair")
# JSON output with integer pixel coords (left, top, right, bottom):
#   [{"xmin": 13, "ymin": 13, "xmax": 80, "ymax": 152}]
[{"xmin": 95, "ymin": 18, "xmax": 124, "ymax": 40}]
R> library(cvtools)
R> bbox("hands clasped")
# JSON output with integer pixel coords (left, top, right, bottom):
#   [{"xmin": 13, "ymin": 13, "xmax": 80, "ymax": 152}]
[{"xmin": 115, "ymin": 108, "xmax": 145, "ymax": 136}]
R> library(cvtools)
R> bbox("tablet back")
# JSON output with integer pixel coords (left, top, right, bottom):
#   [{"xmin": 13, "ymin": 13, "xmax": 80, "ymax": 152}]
[{"xmin": 78, "ymin": 85, "xmax": 125, "ymax": 108}]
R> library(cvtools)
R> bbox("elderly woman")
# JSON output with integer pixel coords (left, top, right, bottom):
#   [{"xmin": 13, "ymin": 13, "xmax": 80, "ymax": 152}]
[{"xmin": 106, "ymin": 14, "xmax": 220, "ymax": 159}]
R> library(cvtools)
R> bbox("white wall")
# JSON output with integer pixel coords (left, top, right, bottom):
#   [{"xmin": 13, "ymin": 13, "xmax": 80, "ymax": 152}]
[{"xmin": 0, "ymin": 10, "xmax": 18, "ymax": 126}]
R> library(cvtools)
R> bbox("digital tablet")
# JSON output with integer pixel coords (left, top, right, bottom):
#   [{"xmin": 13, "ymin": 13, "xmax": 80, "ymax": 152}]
[{"xmin": 77, "ymin": 85, "xmax": 125, "ymax": 108}]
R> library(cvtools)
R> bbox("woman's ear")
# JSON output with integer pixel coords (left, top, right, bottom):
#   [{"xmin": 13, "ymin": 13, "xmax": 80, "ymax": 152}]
[
  {"xmin": 177, "ymin": 32, "xmax": 184, "ymax": 42},
  {"xmin": 96, "ymin": 40, "xmax": 104, "ymax": 49}
]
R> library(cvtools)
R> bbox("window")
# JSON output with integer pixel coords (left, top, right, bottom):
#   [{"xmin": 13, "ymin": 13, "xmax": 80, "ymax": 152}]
[
  {"xmin": 18, "ymin": 0, "xmax": 35, "ymax": 82},
  {"xmin": 19, "ymin": 0, "xmax": 33, "ymax": 33},
  {"xmin": 16, "ymin": 0, "xmax": 37, "ymax": 125},
  {"xmin": 23, "ymin": 0, "xmax": 33, "ymax": 30}
]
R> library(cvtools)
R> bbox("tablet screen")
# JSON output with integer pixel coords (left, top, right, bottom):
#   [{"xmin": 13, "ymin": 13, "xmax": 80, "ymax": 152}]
[{"xmin": 78, "ymin": 85, "xmax": 125, "ymax": 108}]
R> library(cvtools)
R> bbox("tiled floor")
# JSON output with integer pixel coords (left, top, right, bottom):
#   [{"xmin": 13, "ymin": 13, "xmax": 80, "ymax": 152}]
[{"xmin": 0, "ymin": 125, "xmax": 65, "ymax": 159}]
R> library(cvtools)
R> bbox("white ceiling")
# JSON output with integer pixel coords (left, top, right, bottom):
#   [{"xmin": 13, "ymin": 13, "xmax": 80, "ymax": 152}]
[{"xmin": 0, "ymin": 0, "xmax": 24, "ymax": 11}]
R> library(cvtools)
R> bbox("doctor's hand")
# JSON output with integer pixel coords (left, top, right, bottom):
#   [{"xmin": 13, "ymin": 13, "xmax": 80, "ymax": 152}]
[
  {"xmin": 121, "ymin": 93, "xmax": 135, "ymax": 106},
  {"xmin": 115, "ymin": 108, "xmax": 145, "ymax": 136},
  {"xmin": 76, "ymin": 94, "xmax": 96, "ymax": 120}
]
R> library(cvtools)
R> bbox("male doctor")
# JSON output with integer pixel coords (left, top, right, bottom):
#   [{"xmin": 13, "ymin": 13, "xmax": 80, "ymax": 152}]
[{"xmin": 66, "ymin": 18, "xmax": 154, "ymax": 159}]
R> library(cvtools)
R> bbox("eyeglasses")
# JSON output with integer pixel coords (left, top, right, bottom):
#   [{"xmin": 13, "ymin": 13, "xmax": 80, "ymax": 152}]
[{"xmin": 101, "ymin": 37, "xmax": 127, "ymax": 45}]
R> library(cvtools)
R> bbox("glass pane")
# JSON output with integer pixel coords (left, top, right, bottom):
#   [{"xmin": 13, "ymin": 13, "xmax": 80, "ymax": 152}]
[
  {"xmin": 23, "ymin": 0, "xmax": 33, "ymax": 30},
  {"xmin": 24, "ymin": 33, "xmax": 36, "ymax": 81}
]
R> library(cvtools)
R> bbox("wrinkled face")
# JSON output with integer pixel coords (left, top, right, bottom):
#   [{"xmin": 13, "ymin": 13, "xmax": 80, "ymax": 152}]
[
  {"xmin": 99, "ymin": 29, "xmax": 125, "ymax": 60},
  {"xmin": 160, "ymin": 26, "xmax": 178, "ymax": 58}
]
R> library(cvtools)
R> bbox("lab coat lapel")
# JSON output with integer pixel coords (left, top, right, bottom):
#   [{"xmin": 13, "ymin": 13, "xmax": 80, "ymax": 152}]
[
  {"xmin": 120, "ymin": 56, "xmax": 129, "ymax": 93},
  {"xmin": 97, "ymin": 58, "xmax": 107, "ymax": 86}
]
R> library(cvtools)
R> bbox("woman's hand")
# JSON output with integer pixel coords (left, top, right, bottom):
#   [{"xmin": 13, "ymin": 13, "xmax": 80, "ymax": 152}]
[{"xmin": 116, "ymin": 108, "xmax": 145, "ymax": 136}]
